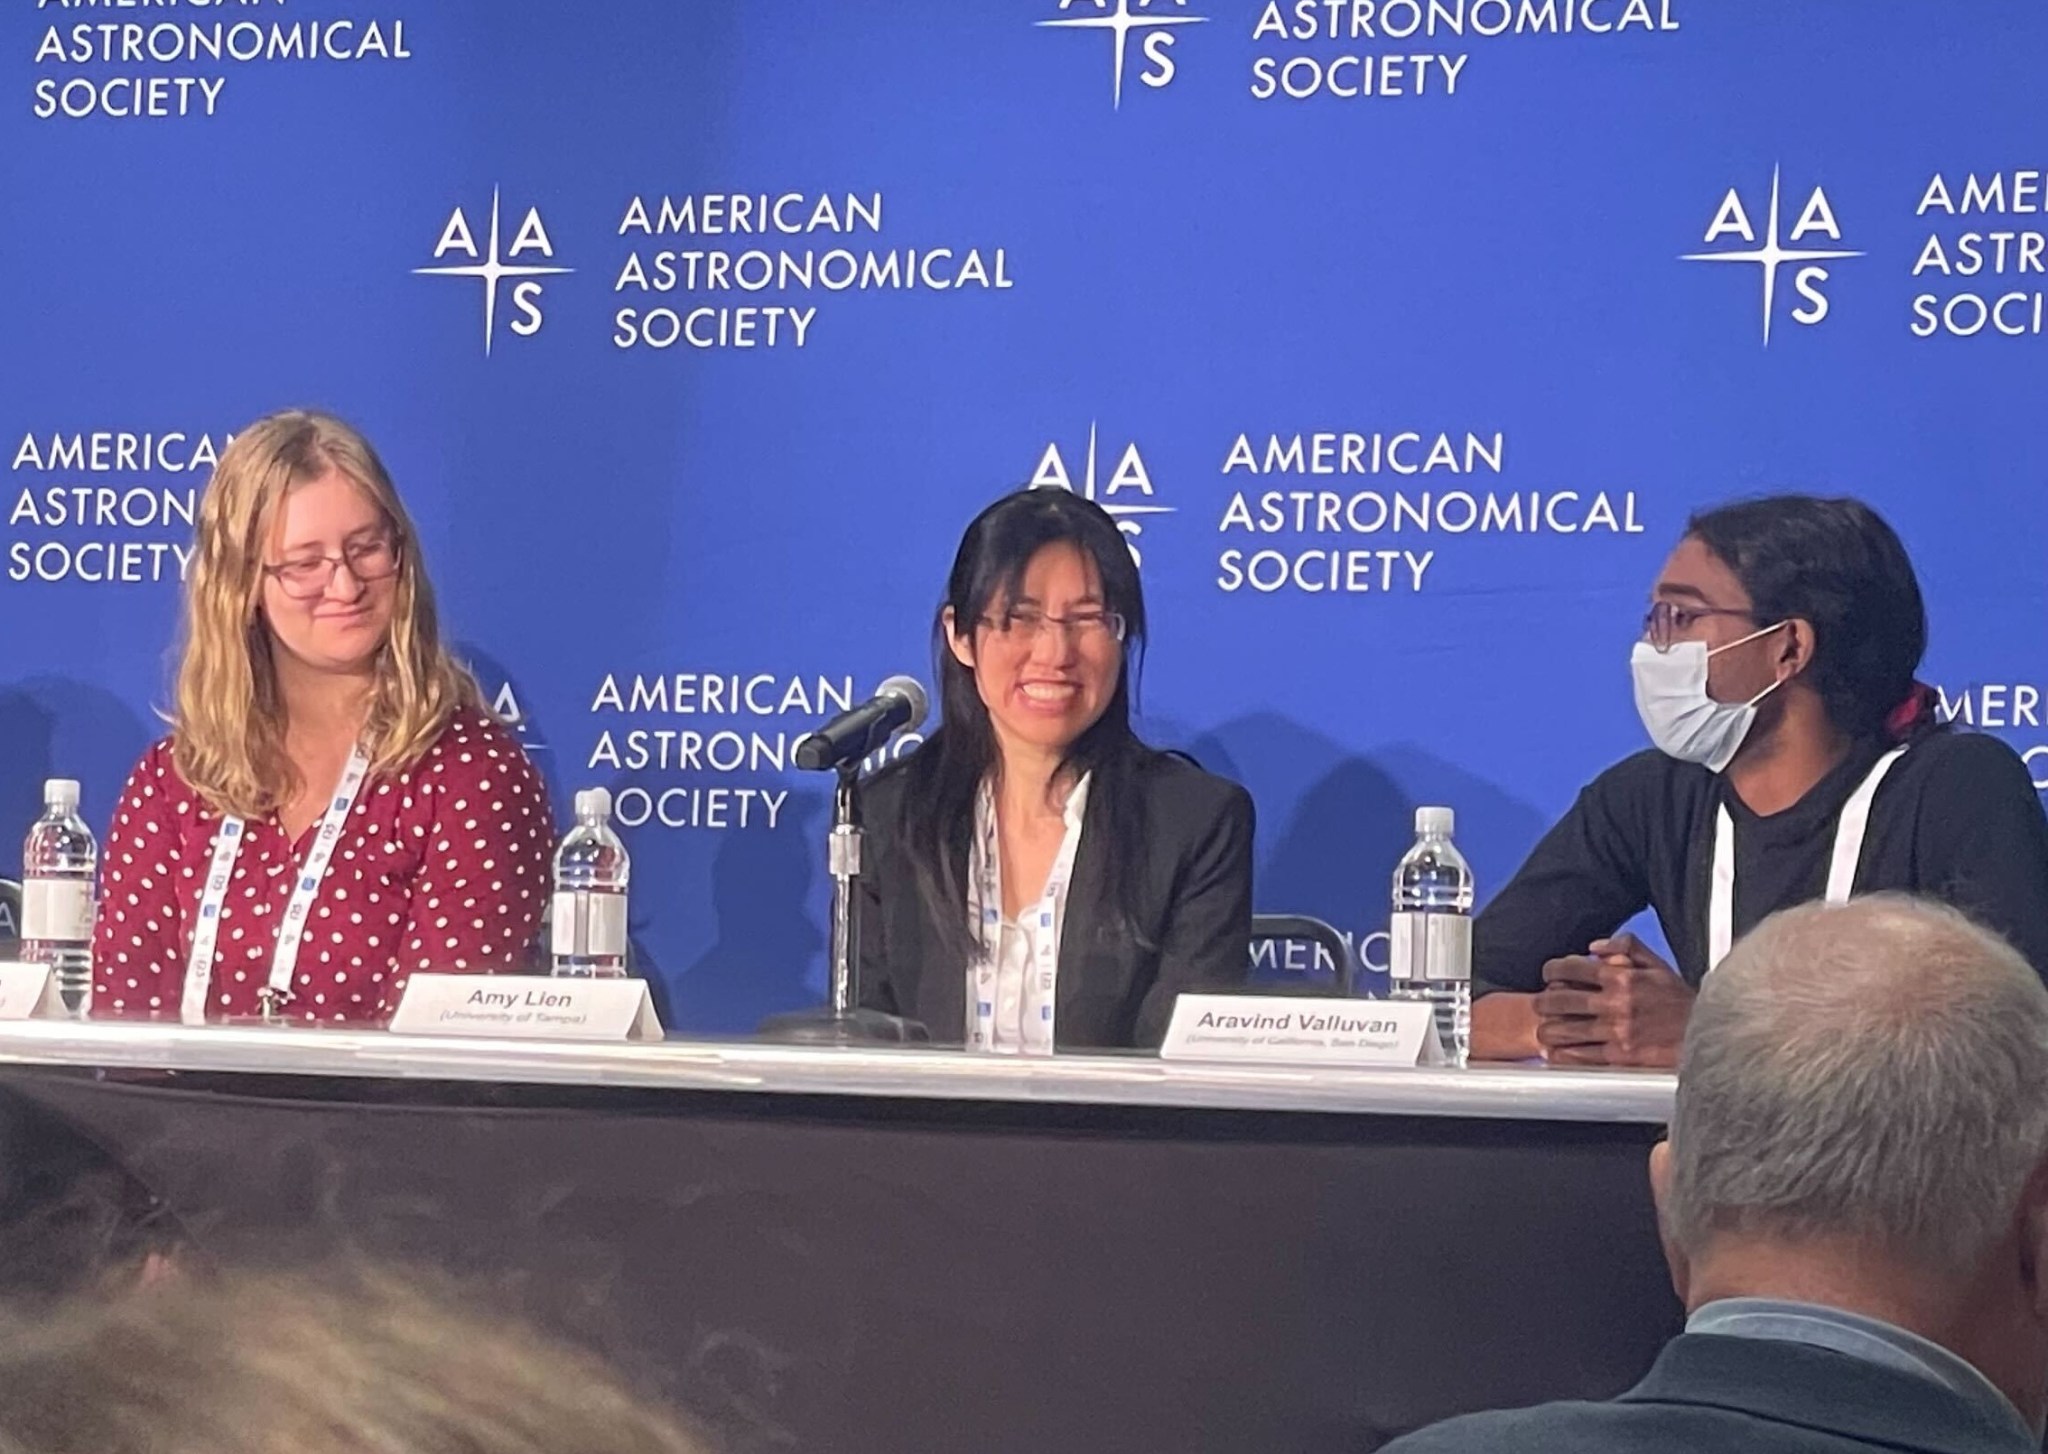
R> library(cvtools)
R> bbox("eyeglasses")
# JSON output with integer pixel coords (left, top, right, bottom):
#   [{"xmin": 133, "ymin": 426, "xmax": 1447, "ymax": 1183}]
[
  {"xmin": 979, "ymin": 607, "xmax": 1127, "ymax": 647},
  {"xmin": 263, "ymin": 535, "xmax": 402, "ymax": 600},
  {"xmin": 1642, "ymin": 599, "xmax": 1759, "ymax": 653}
]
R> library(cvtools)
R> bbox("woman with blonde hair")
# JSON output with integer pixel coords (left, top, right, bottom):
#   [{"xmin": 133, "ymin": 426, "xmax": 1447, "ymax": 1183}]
[{"xmin": 92, "ymin": 409, "xmax": 552, "ymax": 1024}]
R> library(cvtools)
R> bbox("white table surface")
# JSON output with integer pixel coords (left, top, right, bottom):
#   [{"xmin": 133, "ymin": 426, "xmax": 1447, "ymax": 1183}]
[{"xmin": 0, "ymin": 1021, "xmax": 1676, "ymax": 1123}]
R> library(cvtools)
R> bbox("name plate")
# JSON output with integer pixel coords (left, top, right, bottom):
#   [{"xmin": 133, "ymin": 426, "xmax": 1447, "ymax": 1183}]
[
  {"xmin": 389, "ymin": 974, "xmax": 664, "ymax": 1042},
  {"xmin": 1160, "ymin": 994, "xmax": 1446, "ymax": 1066},
  {"xmin": 0, "ymin": 963, "xmax": 60, "ymax": 1021}
]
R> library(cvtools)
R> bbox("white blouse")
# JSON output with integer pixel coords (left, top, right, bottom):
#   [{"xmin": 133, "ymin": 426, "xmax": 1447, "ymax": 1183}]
[{"xmin": 965, "ymin": 772, "xmax": 1092, "ymax": 1055}]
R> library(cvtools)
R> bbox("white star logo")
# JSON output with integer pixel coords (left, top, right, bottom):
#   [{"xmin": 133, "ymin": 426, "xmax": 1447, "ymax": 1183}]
[
  {"xmin": 1057, "ymin": 423, "xmax": 1175, "ymax": 527},
  {"xmin": 414, "ymin": 188, "xmax": 573, "ymax": 356},
  {"xmin": 489, "ymin": 682, "xmax": 550, "ymax": 753},
  {"xmin": 1681, "ymin": 166, "xmax": 1863, "ymax": 346},
  {"xmin": 1037, "ymin": 0, "xmax": 1206, "ymax": 110}
]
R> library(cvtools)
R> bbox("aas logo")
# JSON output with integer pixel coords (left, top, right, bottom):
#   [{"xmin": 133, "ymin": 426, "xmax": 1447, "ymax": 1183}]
[
  {"xmin": 415, "ymin": 188, "xmax": 573, "ymax": 356},
  {"xmin": 1681, "ymin": 166, "xmax": 1862, "ymax": 345}
]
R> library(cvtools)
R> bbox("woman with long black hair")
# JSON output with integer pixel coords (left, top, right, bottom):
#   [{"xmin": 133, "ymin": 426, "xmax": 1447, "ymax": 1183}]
[
  {"xmin": 1472, "ymin": 494, "xmax": 2048, "ymax": 1065},
  {"xmin": 858, "ymin": 488, "xmax": 1255, "ymax": 1052}
]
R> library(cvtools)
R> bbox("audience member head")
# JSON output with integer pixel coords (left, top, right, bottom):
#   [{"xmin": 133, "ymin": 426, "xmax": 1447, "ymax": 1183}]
[
  {"xmin": 0, "ymin": 1262, "xmax": 714, "ymax": 1454},
  {"xmin": 175, "ymin": 408, "xmax": 479, "ymax": 818},
  {"xmin": 1653, "ymin": 895, "xmax": 2048, "ymax": 1432}
]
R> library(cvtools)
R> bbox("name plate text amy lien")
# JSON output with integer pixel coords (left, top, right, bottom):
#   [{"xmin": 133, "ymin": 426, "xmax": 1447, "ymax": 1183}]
[{"xmin": 389, "ymin": 974, "xmax": 663, "ymax": 1042}]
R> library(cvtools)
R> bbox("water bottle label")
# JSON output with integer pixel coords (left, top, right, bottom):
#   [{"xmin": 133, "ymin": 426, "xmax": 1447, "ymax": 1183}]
[
  {"xmin": 21, "ymin": 880, "xmax": 93, "ymax": 942},
  {"xmin": 1388, "ymin": 911, "xmax": 1471, "ymax": 983},
  {"xmin": 551, "ymin": 890, "xmax": 627, "ymax": 958}
]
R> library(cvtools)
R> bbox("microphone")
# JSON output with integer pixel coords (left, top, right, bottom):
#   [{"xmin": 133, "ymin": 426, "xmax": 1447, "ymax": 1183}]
[{"xmin": 794, "ymin": 675, "xmax": 929, "ymax": 772}]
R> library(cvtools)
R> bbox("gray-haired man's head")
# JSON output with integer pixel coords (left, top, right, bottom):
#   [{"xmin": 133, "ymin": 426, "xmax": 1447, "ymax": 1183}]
[{"xmin": 1650, "ymin": 894, "xmax": 2048, "ymax": 1433}]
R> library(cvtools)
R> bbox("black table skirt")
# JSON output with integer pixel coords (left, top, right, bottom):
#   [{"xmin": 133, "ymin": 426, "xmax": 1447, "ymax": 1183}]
[{"xmin": 0, "ymin": 1069, "xmax": 1680, "ymax": 1454}]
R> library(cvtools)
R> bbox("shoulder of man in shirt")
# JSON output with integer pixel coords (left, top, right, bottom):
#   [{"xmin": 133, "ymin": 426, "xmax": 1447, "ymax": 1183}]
[
  {"xmin": 1566, "ymin": 746, "xmax": 1719, "ymax": 826},
  {"xmin": 1887, "ymin": 724, "xmax": 2039, "ymax": 795},
  {"xmin": 1582, "ymin": 745, "xmax": 1706, "ymax": 791},
  {"xmin": 1560, "ymin": 730, "xmax": 2025, "ymax": 800},
  {"xmin": 1375, "ymin": 1331, "xmax": 2032, "ymax": 1454},
  {"xmin": 1571, "ymin": 729, "xmax": 2038, "ymax": 825}
]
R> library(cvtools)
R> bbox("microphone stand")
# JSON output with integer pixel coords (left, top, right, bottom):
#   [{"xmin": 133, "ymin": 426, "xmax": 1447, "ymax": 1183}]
[{"xmin": 758, "ymin": 761, "xmax": 928, "ymax": 1044}]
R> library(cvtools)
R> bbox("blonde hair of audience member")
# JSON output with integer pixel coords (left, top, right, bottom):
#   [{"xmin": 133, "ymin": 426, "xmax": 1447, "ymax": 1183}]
[
  {"xmin": 174, "ymin": 409, "xmax": 481, "ymax": 821},
  {"xmin": 1653, "ymin": 893, "xmax": 2048, "ymax": 1433},
  {"xmin": 0, "ymin": 1264, "xmax": 714, "ymax": 1454}
]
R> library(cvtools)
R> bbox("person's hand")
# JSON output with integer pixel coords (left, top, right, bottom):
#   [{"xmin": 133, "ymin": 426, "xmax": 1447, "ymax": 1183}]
[
  {"xmin": 1469, "ymin": 991, "xmax": 1542, "ymax": 1061},
  {"xmin": 1532, "ymin": 932, "xmax": 1693, "ymax": 1068}
]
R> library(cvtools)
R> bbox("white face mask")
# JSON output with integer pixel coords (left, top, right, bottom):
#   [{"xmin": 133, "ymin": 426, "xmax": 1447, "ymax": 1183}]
[{"xmin": 1630, "ymin": 622, "xmax": 1789, "ymax": 773}]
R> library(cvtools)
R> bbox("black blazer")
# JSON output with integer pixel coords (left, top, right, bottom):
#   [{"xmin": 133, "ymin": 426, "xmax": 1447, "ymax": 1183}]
[
  {"xmin": 854, "ymin": 748, "xmax": 1255, "ymax": 1050},
  {"xmin": 1379, "ymin": 1332, "xmax": 2035, "ymax": 1454}
]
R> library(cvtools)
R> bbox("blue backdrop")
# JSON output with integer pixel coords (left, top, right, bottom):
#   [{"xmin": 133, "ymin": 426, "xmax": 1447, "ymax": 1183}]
[{"xmin": 5, "ymin": 0, "xmax": 2045, "ymax": 1029}]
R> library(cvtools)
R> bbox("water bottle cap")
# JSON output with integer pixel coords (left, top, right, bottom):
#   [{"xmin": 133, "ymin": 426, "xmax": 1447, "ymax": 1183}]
[
  {"xmin": 574, "ymin": 787, "xmax": 613, "ymax": 820},
  {"xmin": 1415, "ymin": 805, "xmax": 1455, "ymax": 837},
  {"xmin": 44, "ymin": 779, "xmax": 80, "ymax": 812}
]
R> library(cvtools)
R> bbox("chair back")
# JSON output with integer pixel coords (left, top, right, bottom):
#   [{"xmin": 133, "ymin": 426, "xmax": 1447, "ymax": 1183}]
[{"xmin": 1249, "ymin": 913, "xmax": 1354, "ymax": 997}]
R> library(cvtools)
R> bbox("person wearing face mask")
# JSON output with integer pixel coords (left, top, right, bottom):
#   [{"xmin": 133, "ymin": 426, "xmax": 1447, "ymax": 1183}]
[
  {"xmin": 92, "ymin": 410, "xmax": 553, "ymax": 1025},
  {"xmin": 856, "ymin": 487, "xmax": 1256, "ymax": 1052},
  {"xmin": 1468, "ymin": 494, "xmax": 2048, "ymax": 1065}
]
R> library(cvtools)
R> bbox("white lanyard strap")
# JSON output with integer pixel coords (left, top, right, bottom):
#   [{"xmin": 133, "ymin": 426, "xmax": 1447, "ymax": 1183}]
[
  {"xmin": 968, "ymin": 772, "xmax": 1090, "ymax": 1055},
  {"xmin": 1708, "ymin": 805, "xmax": 1736, "ymax": 978},
  {"xmin": 1707, "ymin": 745, "xmax": 1908, "ymax": 972},
  {"xmin": 1826, "ymin": 746, "xmax": 1906, "ymax": 901},
  {"xmin": 180, "ymin": 746, "xmax": 371, "ymax": 1026},
  {"xmin": 180, "ymin": 818, "xmax": 251, "ymax": 1025}
]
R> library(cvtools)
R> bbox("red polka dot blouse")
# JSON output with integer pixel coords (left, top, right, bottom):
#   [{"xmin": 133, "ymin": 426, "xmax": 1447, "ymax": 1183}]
[{"xmin": 92, "ymin": 711, "xmax": 554, "ymax": 1025}]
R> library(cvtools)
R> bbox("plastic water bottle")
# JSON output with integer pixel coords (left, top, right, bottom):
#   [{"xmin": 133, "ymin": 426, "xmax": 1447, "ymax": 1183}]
[
  {"xmin": 1388, "ymin": 805, "xmax": 1473, "ymax": 1066},
  {"xmin": 550, "ymin": 787, "xmax": 629, "ymax": 978},
  {"xmin": 21, "ymin": 779, "xmax": 97, "ymax": 1017}
]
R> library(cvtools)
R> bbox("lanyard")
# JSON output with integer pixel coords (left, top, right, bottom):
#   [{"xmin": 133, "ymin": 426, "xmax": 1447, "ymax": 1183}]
[
  {"xmin": 1708, "ymin": 745, "xmax": 1908, "ymax": 971},
  {"xmin": 967, "ymin": 772, "xmax": 1090, "ymax": 1055},
  {"xmin": 181, "ymin": 745, "xmax": 371, "ymax": 1026}
]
